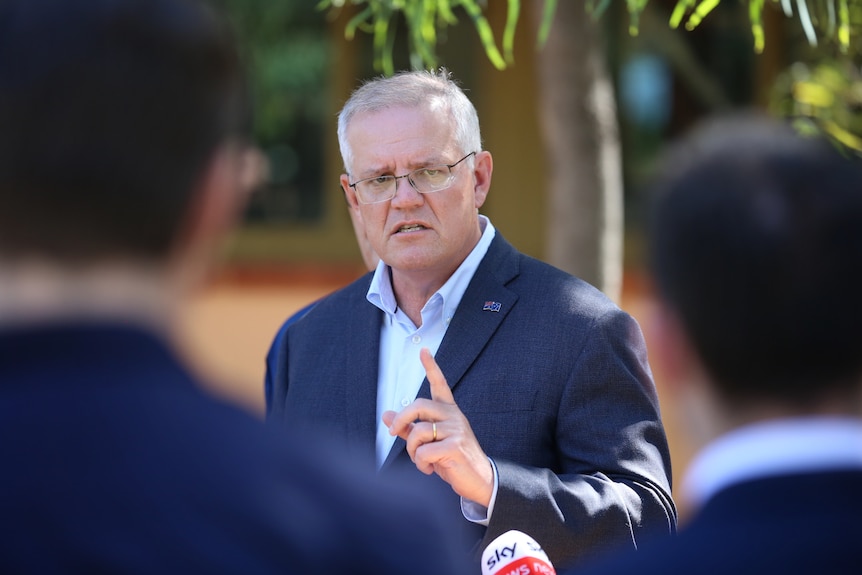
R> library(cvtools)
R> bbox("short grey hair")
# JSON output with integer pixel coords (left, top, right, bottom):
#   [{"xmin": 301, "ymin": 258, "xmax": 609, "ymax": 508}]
[{"xmin": 337, "ymin": 68, "xmax": 482, "ymax": 175}]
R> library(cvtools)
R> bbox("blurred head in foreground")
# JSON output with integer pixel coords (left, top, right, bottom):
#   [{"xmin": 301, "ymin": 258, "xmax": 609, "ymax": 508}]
[
  {"xmin": 648, "ymin": 114, "xmax": 862, "ymax": 431},
  {"xmin": 0, "ymin": 0, "xmax": 255, "ymax": 326}
]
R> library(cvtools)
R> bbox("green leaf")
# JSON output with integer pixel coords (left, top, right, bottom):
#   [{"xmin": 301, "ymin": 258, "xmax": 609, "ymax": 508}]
[
  {"xmin": 536, "ymin": 0, "xmax": 558, "ymax": 47},
  {"xmin": 750, "ymin": 0, "xmax": 766, "ymax": 53},
  {"xmin": 460, "ymin": 0, "xmax": 507, "ymax": 70},
  {"xmin": 503, "ymin": 0, "xmax": 520, "ymax": 65},
  {"xmin": 838, "ymin": 0, "xmax": 850, "ymax": 52},
  {"xmin": 670, "ymin": 0, "xmax": 696, "ymax": 29},
  {"xmin": 438, "ymin": 0, "xmax": 458, "ymax": 24},
  {"xmin": 685, "ymin": 0, "xmax": 720, "ymax": 31},
  {"xmin": 345, "ymin": 6, "xmax": 373, "ymax": 40},
  {"xmin": 627, "ymin": 0, "xmax": 647, "ymax": 35},
  {"xmin": 409, "ymin": 0, "xmax": 438, "ymax": 69},
  {"xmin": 372, "ymin": 11, "xmax": 392, "ymax": 74},
  {"xmin": 586, "ymin": 0, "xmax": 613, "ymax": 20}
]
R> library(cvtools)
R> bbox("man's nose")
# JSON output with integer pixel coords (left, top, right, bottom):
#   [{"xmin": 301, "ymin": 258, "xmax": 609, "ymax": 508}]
[{"xmin": 390, "ymin": 174, "xmax": 423, "ymax": 206}]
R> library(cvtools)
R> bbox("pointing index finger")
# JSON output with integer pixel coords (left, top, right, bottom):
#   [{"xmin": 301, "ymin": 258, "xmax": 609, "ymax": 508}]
[{"xmin": 420, "ymin": 347, "xmax": 455, "ymax": 405}]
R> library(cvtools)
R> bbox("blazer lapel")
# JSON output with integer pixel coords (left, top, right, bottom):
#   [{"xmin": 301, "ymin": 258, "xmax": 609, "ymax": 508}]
[{"xmin": 381, "ymin": 234, "xmax": 520, "ymax": 469}]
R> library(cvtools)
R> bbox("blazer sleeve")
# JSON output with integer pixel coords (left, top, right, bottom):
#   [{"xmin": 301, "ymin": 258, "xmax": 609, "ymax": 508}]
[{"xmin": 482, "ymin": 307, "xmax": 676, "ymax": 570}]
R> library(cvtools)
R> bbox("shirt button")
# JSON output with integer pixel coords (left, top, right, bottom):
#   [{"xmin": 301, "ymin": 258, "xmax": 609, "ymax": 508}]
[
  {"xmin": 400, "ymin": 398, "xmax": 411, "ymax": 407},
  {"xmin": 411, "ymin": 335, "xmax": 421, "ymax": 344}
]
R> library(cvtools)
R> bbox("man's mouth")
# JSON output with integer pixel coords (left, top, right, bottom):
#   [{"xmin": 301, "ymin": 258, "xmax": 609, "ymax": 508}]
[{"xmin": 397, "ymin": 224, "xmax": 426, "ymax": 233}]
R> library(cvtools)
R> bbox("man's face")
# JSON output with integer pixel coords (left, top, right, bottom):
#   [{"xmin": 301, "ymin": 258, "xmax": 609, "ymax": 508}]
[{"xmin": 340, "ymin": 105, "xmax": 492, "ymax": 284}]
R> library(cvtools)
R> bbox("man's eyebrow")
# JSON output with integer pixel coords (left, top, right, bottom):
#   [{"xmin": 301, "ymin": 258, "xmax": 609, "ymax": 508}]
[
  {"xmin": 355, "ymin": 164, "xmax": 394, "ymax": 178},
  {"xmin": 355, "ymin": 157, "xmax": 446, "ymax": 178}
]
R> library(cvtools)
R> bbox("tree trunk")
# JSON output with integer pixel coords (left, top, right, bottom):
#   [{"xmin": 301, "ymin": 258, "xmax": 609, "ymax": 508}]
[{"xmin": 529, "ymin": 1, "xmax": 623, "ymax": 302}]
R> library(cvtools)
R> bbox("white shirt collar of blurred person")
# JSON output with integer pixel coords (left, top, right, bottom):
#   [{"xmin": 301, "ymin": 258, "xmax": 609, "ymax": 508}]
[
  {"xmin": 682, "ymin": 416, "xmax": 862, "ymax": 511},
  {"xmin": 369, "ymin": 214, "xmax": 495, "ymax": 468}
]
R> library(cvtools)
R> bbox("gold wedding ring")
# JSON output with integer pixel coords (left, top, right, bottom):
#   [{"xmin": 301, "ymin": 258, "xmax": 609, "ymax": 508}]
[{"xmin": 431, "ymin": 421, "xmax": 438, "ymax": 442}]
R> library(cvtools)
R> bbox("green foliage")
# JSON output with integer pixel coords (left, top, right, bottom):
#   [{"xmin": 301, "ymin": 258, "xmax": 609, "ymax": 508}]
[
  {"xmin": 216, "ymin": 0, "xmax": 332, "ymax": 221},
  {"xmin": 320, "ymin": 1, "xmax": 862, "ymax": 155},
  {"xmin": 216, "ymin": 0, "xmax": 330, "ymax": 145},
  {"xmin": 657, "ymin": 1, "xmax": 862, "ymax": 55},
  {"xmin": 587, "ymin": 1, "xmax": 649, "ymax": 35},
  {"xmin": 771, "ymin": 59, "xmax": 862, "ymax": 153},
  {"xmin": 318, "ymin": 0, "xmax": 557, "ymax": 74},
  {"xmin": 321, "ymin": 1, "xmax": 862, "ymax": 75}
]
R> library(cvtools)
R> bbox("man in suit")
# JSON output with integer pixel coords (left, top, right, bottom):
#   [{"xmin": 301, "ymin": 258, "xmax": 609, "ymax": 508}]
[
  {"xmin": 0, "ymin": 1, "xmax": 470, "ymax": 573},
  {"xmin": 268, "ymin": 68, "xmax": 676, "ymax": 569},
  {"xmin": 568, "ymin": 115, "xmax": 862, "ymax": 575}
]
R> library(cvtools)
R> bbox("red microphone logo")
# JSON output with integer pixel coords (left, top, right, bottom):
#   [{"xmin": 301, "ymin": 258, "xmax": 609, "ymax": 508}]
[{"xmin": 481, "ymin": 530, "xmax": 556, "ymax": 575}]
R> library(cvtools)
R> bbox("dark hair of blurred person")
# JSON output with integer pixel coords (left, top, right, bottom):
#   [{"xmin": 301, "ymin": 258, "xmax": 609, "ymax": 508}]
[
  {"xmin": 0, "ymin": 0, "xmax": 247, "ymax": 262},
  {"xmin": 649, "ymin": 116, "xmax": 862, "ymax": 407}
]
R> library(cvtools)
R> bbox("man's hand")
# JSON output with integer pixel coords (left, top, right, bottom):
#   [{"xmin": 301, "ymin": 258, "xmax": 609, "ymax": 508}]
[{"xmin": 382, "ymin": 348, "xmax": 494, "ymax": 506}]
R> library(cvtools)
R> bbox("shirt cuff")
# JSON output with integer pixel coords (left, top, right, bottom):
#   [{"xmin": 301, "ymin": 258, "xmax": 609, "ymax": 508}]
[{"xmin": 460, "ymin": 457, "xmax": 499, "ymax": 525}]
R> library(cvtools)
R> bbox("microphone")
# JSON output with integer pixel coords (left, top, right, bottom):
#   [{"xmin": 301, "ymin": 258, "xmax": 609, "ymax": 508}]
[{"xmin": 481, "ymin": 530, "xmax": 556, "ymax": 575}]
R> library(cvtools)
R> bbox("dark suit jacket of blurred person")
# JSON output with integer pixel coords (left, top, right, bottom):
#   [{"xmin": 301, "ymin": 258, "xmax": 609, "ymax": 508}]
[
  {"xmin": 0, "ymin": 322, "xmax": 469, "ymax": 573},
  {"xmin": 572, "ymin": 467, "xmax": 862, "ymax": 574}
]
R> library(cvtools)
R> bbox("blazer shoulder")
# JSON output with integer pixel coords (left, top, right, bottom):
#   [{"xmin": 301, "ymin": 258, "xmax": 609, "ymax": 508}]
[
  {"xmin": 485, "ymin": 233, "xmax": 623, "ymax": 320},
  {"xmin": 287, "ymin": 273, "xmax": 372, "ymax": 323},
  {"xmin": 282, "ymin": 272, "xmax": 377, "ymax": 343},
  {"xmin": 315, "ymin": 272, "xmax": 373, "ymax": 307}
]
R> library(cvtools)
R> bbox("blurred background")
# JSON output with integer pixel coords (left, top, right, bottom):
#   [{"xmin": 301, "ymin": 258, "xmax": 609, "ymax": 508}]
[{"xmin": 178, "ymin": 0, "xmax": 862, "ymax": 521}]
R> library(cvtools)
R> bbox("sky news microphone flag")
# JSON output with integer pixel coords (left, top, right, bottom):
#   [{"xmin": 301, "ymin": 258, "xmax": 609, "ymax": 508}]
[{"xmin": 482, "ymin": 530, "xmax": 556, "ymax": 575}]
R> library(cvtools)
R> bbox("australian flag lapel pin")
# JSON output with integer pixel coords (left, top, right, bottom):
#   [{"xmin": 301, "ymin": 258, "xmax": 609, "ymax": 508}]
[{"xmin": 483, "ymin": 301, "xmax": 502, "ymax": 312}]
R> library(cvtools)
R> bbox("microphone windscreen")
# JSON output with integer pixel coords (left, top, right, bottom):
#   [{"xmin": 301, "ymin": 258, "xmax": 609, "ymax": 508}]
[{"xmin": 481, "ymin": 530, "xmax": 556, "ymax": 575}]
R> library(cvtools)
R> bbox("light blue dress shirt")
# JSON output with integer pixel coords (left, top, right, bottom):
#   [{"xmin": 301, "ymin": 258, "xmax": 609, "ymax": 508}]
[{"xmin": 367, "ymin": 215, "xmax": 498, "ymax": 524}]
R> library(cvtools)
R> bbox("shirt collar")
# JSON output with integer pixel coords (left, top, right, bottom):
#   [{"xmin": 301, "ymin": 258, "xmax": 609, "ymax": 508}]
[
  {"xmin": 681, "ymin": 416, "xmax": 862, "ymax": 510},
  {"xmin": 367, "ymin": 215, "xmax": 496, "ymax": 321}
]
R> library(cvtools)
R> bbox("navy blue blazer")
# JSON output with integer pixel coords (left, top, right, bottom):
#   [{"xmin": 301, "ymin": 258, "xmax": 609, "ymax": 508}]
[
  {"xmin": 569, "ymin": 470, "xmax": 862, "ymax": 574},
  {"xmin": 0, "ymin": 322, "xmax": 469, "ymax": 574},
  {"xmin": 265, "ymin": 300, "xmax": 317, "ymax": 415},
  {"xmin": 269, "ymin": 233, "xmax": 676, "ymax": 569}
]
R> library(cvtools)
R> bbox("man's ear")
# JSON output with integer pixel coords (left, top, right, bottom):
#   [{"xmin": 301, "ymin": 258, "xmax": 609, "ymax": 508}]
[
  {"xmin": 340, "ymin": 174, "xmax": 364, "ymax": 224},
  {"xmin": 646, "ymin": 299, "xmax": 700, "ymax": 395},
  {"xmin": 472, "ymin": 150, "xmax": 493, "ymax": 209},
  {"xmin": 646, "ymin": 296, "xmax": 725, "ymax": 464},
  {"xmin": 339, "ymin": 175, "xmax": 379, "ymax": 271},
  {"xmin": 341, "ymin": 173, "xmax": 361, "ymax": 209}
]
